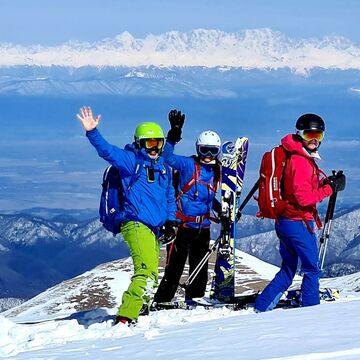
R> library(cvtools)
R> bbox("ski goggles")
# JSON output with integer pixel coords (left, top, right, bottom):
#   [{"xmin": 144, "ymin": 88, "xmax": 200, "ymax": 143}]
[
  {"xmin": 198, "ymin": 145, "xmax": 220, "ymax": 157},
  {"xmin": 297, "ymin": 129, "xmax": 324, "ymax": 142},
  {"xmin": 142, "ymin": 138, "xmax": 164, "ymax": 150}
]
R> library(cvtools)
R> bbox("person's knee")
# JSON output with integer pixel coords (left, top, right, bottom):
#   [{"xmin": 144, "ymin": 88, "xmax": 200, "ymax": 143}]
[{"xmin": 302, "ymin": 264, "xmax": 321, "ymax": 277}]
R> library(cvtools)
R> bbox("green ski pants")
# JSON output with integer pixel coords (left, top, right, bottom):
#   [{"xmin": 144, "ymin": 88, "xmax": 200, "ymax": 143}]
[{"xmin": 118, "ymin": 221, "xmax": 160, "ymax": 320}]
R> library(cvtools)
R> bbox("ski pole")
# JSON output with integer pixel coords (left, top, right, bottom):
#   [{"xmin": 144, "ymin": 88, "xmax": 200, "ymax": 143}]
[
  {"xmin": 181, "ymin": 178, "xmax": 254, "ymax": 290},
  {"xmin": 180, "ymin": 236, "xmax": 222, "ymax": 289},
  {"xmin": 180, "ymin": 194, "xmax": 233, "ymax": 290},
  {"xmin": 235, "ymin": 179, "xmax": 259, "ymax": 223},
  {"xmin": 319, "ymin": 177, "xmax": 339, "ymax": 270}
]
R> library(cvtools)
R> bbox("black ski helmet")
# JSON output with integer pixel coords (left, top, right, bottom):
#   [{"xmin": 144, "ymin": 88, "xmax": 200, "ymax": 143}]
[{"xmin": 296, "ymin": 114, "xmax": 325, "ymax": 132}]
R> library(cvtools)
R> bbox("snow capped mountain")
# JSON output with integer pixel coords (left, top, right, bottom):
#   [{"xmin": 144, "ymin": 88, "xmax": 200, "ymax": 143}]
[
  {"xmin": 0, "ymin": 298, "xmax": 24, "ymax": 312},
  {"xmin": 2, "ymin": 28, "xmax": 360, "ymax": 98},
  {"xmin": 0, "ymin": 213, "xmax": 128, "ymax": 299},
  {"xmin": 1, "ymin": 29, "xmax": 360, "ymax": 73},
  {"xmin": 0, "ymin": 214, "xmax": 65, "ymax": 246}
]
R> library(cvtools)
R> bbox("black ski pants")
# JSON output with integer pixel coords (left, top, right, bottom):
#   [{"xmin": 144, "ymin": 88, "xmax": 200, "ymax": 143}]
[{"xmin": 154, "ymin": 226, "xmax": 210, "ymax": 302}]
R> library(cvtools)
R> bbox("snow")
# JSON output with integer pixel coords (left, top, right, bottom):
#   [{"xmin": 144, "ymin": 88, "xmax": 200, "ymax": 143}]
[
  {"xmin": 1, "ymin": 298, "xmax": 360, "ymax": 359},
  {"xmin": 1, "ymin": 251, "xmax": 360, "ymax": 359}
]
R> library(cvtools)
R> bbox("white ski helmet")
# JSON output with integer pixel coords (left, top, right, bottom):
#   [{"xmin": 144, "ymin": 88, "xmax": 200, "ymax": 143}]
[{"xmin": 196, "ymin": 130, "xmax": 221, "ymax": 157}]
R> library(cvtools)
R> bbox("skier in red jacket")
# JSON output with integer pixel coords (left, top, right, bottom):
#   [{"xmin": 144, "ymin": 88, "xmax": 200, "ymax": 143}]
[{"xmin": 255, "ymin": 114, "xmax": 346, "ymax": 312}]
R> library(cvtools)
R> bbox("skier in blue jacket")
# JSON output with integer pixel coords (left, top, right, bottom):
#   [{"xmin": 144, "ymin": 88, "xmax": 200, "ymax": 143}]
[
  {"xmin": 76, "ymin": 106, "xmax": 177, "ymax": 325},
  {"xmin": 153, "ymin": 110, "xmax": 222, "ymax": 303}
]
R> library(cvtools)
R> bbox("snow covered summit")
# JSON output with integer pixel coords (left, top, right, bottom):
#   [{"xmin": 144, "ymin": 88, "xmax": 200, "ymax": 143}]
[{"xmin": 1, "ymin": 250, "xmax": 360, "ymax": 359}]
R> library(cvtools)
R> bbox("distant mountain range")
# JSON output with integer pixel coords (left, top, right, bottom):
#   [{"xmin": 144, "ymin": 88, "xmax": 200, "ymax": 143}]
[
  {"xmin": 0, "ymin": 205, "xmax": 359, "ymax": 302},
  {"xmin": 1, "ymin": 29, "xmax": 360, "ymax": 72},
  {"xmin": 1, "ymin": 65, "xmax": 360, "ymax": 98},
  {"xmin": 1, "ymin": 29, "xmax": 360, "ymax": 100},
  {"xmin": 0, "ymin": 212, "xmax": 128, "ymax": 299}
]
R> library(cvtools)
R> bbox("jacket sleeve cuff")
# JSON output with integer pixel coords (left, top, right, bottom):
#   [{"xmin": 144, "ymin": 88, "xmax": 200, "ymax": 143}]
[
  {"xmin": 86, "ymin": 128, "xmax": 99, "ymax": 137},
  {"xmin": 322, "ymin": 184, "xmax": 333, "ymax": 197}
]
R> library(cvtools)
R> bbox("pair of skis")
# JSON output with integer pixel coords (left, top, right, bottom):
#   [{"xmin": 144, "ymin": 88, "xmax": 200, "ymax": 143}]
[{"xmin": 151, "ymin": 287, "xmax": 340, "ymax": 313}]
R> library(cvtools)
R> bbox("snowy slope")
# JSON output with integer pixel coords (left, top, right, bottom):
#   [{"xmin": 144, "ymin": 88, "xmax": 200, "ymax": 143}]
[
  {"xmin": 2, "ymin": 251, "xmax": 360, "ymax": 359},
  {"xmin": 3, "ymin": 249, "xmax": 289, "ymax": 323},
  {"xmin": 2, "ymin": 299, "xmax": 360, "ymax": 359}
]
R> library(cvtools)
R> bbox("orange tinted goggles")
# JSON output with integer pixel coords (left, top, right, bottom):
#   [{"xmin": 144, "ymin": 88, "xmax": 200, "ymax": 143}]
[
  {"xmin": 299, "ymin": 130, "xmax": 324, "ymax": 142},
  {"xmin": 144, "ymin": 138, "xmax": 164, "ymax": 149}
]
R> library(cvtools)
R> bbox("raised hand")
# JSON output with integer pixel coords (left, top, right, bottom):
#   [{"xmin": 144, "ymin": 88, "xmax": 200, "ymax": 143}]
[
  {"xmin": 167, "ymin": 109, "xmax": 185, "ymax": 143},
  {"xmin": 168, "ymin": 109, "xmax": 185, "ymax": 130},
  {"xmin": 76, "ymin": 106, "xmax": 101, "ymax": 131}
]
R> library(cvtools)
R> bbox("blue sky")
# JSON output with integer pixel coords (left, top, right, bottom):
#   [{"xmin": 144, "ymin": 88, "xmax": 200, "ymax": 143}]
[{"xmin": 1, "ymin": 0, "xmax": 359, "ymax": 45}]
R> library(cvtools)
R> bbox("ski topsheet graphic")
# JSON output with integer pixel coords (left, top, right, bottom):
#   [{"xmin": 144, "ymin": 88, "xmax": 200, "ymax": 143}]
[{"xmin": 210, "ymin": 137, "xmax": 249, "ymax": 301}]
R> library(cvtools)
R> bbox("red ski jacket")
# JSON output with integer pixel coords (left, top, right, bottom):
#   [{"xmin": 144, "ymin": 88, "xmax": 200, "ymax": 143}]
[{"xmin": 281, "ymin": 134, "xmax": 333, "ymax": 222}]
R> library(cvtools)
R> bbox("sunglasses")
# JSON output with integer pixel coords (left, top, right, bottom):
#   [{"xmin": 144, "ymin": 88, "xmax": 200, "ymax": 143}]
[
  {"xmin": 198, "ymin": 145, "xmax": 220, "ymax": 157},
  {"xmin": 298, "ymin": 130, "xmax": 324, "ymax": 142}
]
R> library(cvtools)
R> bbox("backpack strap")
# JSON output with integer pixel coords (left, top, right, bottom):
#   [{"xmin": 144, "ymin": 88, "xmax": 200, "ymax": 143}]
[
  {"xmin": 176, "ymin": 212, "xmax": 220, "ymax": 224},
  {"xmin": 177, "ymin": 158, "xmax": 220, "ymax": 199},
  {"xmin": 284, "ymin": 154, "xmax": 323, "ymax": 232},
  {"xmin": 125, "ymin": 158, "xmax": 143, "ymax": 193},
  {"xmin": 176, "ymin": 158, "xmax": 220, "ymax": 224},
  {"xmin": 130, "ymin": 159, "xmax": 143, "ymax": 188},
  {"xmin": 177, "ymin": 160, "xmax": 201, "ymax": 200}
]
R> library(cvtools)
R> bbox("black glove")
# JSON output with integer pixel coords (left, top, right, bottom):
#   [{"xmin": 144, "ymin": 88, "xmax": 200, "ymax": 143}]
[
  {"xmin": 159, "ymin": 220, "xmax": 178, "ymax": 245},
  {"xmin": 167, "ymin": 109, "xmax": 185, "ymax": 143},
  {"xmin": 167, "ymin": 127, "xmax": 182, "ymax": 143},
  {"xmin": 168, "ymin": 109, "xmax": 185, "ymax": 130},
  {"xmin": 327, "ymin": 172, "xmax": 346, "ymax": 193}
]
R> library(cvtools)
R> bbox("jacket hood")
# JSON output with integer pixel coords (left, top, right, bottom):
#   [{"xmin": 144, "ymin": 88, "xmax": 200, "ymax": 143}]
[{"xmin": 281, "ymin": 134, "xmax": 319, "ymax": 159}]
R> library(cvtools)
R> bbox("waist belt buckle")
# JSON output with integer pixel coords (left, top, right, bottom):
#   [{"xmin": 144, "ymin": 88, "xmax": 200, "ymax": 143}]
[{"xmin": 195, "ymin": 216, "xmax": 202, "ymax": 223}]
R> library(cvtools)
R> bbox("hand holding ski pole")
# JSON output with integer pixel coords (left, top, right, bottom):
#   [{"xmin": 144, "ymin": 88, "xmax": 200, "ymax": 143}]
[
  {"xmin": 319, "ymin": 170, "xmax": 344, "ymax": 270},
  {"xmin": 76, "ymin": 106, "xmax": 101, "ymax": 131},
  {"xmin": 167, "ymin": 109, "xmax": 185, "ymax": 143},
  {"xmin": 327, "ymin": 170, "xmax": 346, "ymax": 193}
]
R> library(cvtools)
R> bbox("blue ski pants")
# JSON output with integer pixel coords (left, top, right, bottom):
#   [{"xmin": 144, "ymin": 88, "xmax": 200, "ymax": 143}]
[{"xmin": 255, "ymin": 218, "xmax": 321, "ymax": 312}]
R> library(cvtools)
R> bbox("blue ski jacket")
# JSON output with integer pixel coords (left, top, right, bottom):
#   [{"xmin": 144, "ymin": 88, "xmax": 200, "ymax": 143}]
[
  {"xmin": 87, "ymin": 129, "xmax": 177, "ymax": 233},
  {"xmin": 163, "ymin": 141, "xmax": 220, "ymax": 229}
]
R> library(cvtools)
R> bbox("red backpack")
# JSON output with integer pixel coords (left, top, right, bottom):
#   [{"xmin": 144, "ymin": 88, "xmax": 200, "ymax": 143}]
[{"xmin": 256, "ymin": 145, "xmax": 290, "ymax": 219}]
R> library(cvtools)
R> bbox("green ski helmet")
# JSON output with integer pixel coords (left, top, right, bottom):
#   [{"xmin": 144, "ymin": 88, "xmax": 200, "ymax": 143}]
[{"xmin": 134, "ymin": 122, "xmax": 165, "ymax": 153}]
